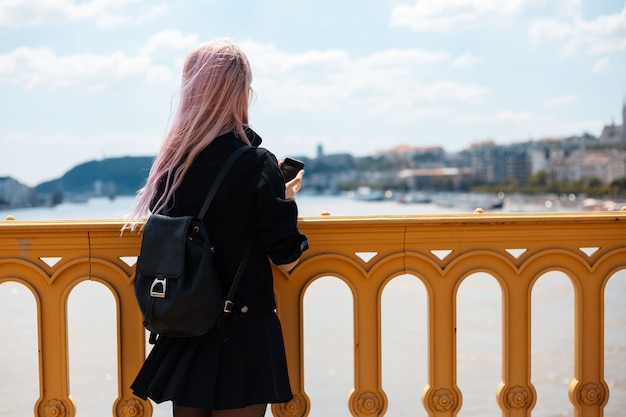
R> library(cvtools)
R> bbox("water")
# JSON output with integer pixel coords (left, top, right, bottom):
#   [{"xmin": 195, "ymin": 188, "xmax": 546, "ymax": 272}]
[
  {"xmin": 1, "ymin": 195, "xmax": 624, "ymax": 417},
  {"xmin": 0, "ymin": 193, "xmax": 469, "ymax": 221}
]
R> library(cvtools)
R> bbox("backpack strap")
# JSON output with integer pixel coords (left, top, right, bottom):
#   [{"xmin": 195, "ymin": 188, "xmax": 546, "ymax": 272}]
[
  {"xmin": 196, "ymin": 145, "xmax": 253, "ymax": 339},
  {"xmin": 218, "ymin": 243, "xmax": 253, "ymax": 342},
  {"xmin": 197, "ymin": 146, "xmax": 250, "ymax": 219},
  {"xmin": 222, "ymin": 244, "xmax": 253, "ymax": 315}
]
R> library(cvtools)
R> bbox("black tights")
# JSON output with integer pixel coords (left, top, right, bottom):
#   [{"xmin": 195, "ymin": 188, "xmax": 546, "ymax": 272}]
[{"xmin": 173, "ymin": 403, "xmax": 267, "ymax": 417}]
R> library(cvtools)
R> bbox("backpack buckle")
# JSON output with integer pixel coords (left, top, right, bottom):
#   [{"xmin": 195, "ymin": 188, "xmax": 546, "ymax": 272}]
[{"xmin": 150, "ymin": 277, "xmax": 167, "ymax": 298}]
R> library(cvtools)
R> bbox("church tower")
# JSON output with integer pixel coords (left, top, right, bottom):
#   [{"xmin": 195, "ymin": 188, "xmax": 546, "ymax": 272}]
[{"xmin": 622, "ymin": 98, "xmax": 626, "ymax": 141}]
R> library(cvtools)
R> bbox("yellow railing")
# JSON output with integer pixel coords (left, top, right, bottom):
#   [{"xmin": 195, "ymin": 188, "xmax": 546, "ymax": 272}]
[{"xmin": 0, "ymin": 211, "xmax": 625, "ymax": 417}]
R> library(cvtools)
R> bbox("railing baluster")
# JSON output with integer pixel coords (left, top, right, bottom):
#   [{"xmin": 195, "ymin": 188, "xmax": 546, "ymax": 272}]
[
  {"xmin": 423, "ymin": 275, "xmax": 461, "ymax": 417},
  {"xmin": 349, "ymin": 279, "xmax": 388, "ymax": 416},
  {"xmin": 497, "ymin": 269, "xmax": 536, "ymax": 417},
  {"xmin": 569, "ymin": 269, "xmax": 609, "ymax": 417},
  {"xmin": 36, "ymin": 264, "xmax": 82, "ymax": 417},
  {"xmin": 272, "ymin": 265, "xmax": 311, "ymax": 417}
]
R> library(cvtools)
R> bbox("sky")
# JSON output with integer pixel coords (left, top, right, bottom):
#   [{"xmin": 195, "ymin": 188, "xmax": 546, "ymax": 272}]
[{"xmin": 1, "ymin": 0, "xmax": 625, "ymax": 187}]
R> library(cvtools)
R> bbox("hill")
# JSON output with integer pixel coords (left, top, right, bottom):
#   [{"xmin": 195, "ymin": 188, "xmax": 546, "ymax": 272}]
[{"xmin": 35, "ymin": 156, "xmax": 154, "ymax": 196}]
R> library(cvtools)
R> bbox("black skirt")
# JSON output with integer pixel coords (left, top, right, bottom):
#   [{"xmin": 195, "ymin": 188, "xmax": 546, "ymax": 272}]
[{"xmin": 131, "ymin": 311, "xmax": 293, "ymax": 410}]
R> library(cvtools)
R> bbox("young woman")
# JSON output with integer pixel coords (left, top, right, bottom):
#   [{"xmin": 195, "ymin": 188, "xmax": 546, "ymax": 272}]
[{"xmin": 127, "ymin": 40, "xmax": 308, "ymax": 417}]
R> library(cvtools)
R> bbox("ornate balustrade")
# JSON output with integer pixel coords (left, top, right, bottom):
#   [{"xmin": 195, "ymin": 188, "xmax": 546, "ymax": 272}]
[{"xmin": 0, "ymin": 211, "xmax": 624, "ymax": 416}]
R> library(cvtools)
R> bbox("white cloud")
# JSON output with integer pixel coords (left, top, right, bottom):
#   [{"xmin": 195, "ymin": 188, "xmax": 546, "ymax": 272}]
[
  {"xmin": 0, "ymin": 46, "xmax": 170, "ymax": 89},
  {"xmin": 592, "ymin": 57, "xmax": 610, "ymax": 73},
  {"xmin": 389, "ymin": 0, "xmax": 580, "ymax": 32},
  {"xmin": 452, "ymin": 52, "xmax": 478, "ymax": 68},
  {"xmin": 492, "ymin": 110, "xmax": 533, "ymax": 122},
  {"xmin": 1, "ymin": 37, "xmax": 498, "ymax": 167},
  {"xmin": 241, "ymin": 41, "xmax": 489, "ymax": 120},
  {"xmin": 0, "ymin": 30, "xmax": 198, "ymax": 90},
  {"xmin": 0, "ymin": 0, "xmax": 168, "ymax": 28},
  {"xmin": 541, "ymin": 94, "xmax": 578, "ymax": 107},
  {"xmin": 390, "ymin": 0, "xmax": 525, "ymax": 31},
  {"xmin": 359, "ymin": 48, "xmax": 449, "ymax": 66},
  {"xmin": 529, "ymin": 5, "xmax": 626, "ymax": 55},
  {"xmin": 138, "ymin": 30, "xmax": 199, "ymax": 67},
  {"xmin": 459, "ymin": 110, "xmax": 533, "ymax": 124},
  {"xmin": 241, "ymin": 42, "xmax": 351, "ymax": 75},
  {"xmin": 391, "ymin": 1, "xmax": 625, "ymax": 60}
]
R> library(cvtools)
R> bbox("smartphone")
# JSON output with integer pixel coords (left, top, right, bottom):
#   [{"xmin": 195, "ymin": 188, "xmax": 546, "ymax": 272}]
[{"xmin": 280, "ymin": 157, "xmax": 305, "ymax": 182}]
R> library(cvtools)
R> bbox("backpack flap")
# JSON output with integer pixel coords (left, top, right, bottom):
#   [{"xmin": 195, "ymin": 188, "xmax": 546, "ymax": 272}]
[{"xmin": 137, "ymin": 214, "xmax": 195, "ymax": 278}]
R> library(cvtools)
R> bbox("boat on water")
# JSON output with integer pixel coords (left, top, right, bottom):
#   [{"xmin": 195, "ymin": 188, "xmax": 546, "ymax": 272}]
[
  {"xmin": 582, "ymin": 198, "xmax": 626, "ymax": 211},
  {"xmin": 432, "ymin": 192, "xmax": 504, "ymax": 210},
  {"xmin": 398, "ymin": 191, "xmax": 432, "ymax": 204},
  {"xmin": 349, "ymin": 187, "xmax": 389, "ymax": 201}
]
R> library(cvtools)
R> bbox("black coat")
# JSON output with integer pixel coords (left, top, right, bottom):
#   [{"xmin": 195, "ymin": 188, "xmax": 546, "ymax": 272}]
[
  {"xmin": 164, "ymin": 131, "xmax": 308, "ymax": 305},
  {"xmin": 132, "ymin": 130, "xmax": 308, "ymax": 409}
]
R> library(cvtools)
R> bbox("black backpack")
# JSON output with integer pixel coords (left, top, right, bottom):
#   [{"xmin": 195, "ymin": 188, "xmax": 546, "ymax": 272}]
[{"xmin": 134, "ymin": 146, "xmax": 251, "ymax": 340}]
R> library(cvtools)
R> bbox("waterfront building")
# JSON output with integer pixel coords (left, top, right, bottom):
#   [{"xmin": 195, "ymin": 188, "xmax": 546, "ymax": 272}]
[
  {"xmin": 598, "ymin": 99, "xmax": 626, "ymax": 143},
  {"xmin": 552, "ymin": 149, "xmax": 626, "ymax": 185}
]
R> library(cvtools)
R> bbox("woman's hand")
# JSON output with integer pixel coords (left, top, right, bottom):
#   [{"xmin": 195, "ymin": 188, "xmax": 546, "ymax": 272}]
[
  {"xmin": 278, "ymin": 259, "xmax": 299, "ymax": 273},
  {"xmin": 279, "ymin": 161, "xmax": 304, "ymax": 200}
]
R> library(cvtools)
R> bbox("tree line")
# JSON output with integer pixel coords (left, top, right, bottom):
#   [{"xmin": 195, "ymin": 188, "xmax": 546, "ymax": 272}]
[{"xmin": 471, "ymin": 171, "xmax": 626, "ymax": 198}]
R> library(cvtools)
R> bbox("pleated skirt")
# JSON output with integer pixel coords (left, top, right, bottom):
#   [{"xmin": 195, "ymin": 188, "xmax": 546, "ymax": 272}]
[{"xmin": 131, "ymin": 311, "xmax": 293, "ymax": 410}]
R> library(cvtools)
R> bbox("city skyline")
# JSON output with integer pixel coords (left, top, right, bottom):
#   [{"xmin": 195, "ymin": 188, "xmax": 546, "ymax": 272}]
[{"xmin": 1, "ymin": 0, "xmax": 625, "ymax": 186}]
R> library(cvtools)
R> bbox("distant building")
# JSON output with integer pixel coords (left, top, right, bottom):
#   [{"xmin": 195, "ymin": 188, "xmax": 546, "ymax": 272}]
[
  {"xmin": 379, "ymin": 144, "xmax": 447, "ymax": 170},
  {"xmin": 381, "ymin": 144, "xmax": 446, "ymax": 157},
  {"xmin": 599, "ymin": 124, "xmax": 623, "ymax": 142},
  {"xmin": 505, "ymin": 151, "xmax": 531, "ymax": 185},
  {"xmin": 300, "ymin": 144, "xmax": 356, "ymax": 193},
  {"xmin": 469, "ymin": 140, "xmax": 498, "ymax": 183},
  {"xmin": 527, "ymin": 138, "xmax": 566, "ymax": 175},
  {"xmin": 598, "ymin": 100, "xmax": 626, "ymax": 143},
  {"xmin": 0, "ymin": 177, "xmax": 36, "ymax": 209},
  {"xmin": 320, "ymin": 153, "xmax": 353, "ymax": 169},
  {"xmin": 552, "ymin": 150, "xmax": 626, "ymax": 185},
  {"xmin": 305, "ymin": 144, "xmax": 354, "ymax": 170},
  {"xmin": 468, "ymin": 140, "xmax": 531, "ymax": 185}
]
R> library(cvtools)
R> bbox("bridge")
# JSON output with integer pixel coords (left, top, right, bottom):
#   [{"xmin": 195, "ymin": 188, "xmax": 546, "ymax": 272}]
[{"xmin": 0, "ymin": 210, "xmax": 625, "ymax": 416}]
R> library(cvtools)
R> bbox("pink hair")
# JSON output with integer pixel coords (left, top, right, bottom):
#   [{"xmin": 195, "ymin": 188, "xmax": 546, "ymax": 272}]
[{"xmin": 127, "ymin": 40, "xmax": 252, "ymax": 228}]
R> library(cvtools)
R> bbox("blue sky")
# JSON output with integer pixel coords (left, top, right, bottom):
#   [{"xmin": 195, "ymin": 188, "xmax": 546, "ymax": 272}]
[{"xmin": 1, "ymin": 0, "xmax": 625, "ymax": 186}]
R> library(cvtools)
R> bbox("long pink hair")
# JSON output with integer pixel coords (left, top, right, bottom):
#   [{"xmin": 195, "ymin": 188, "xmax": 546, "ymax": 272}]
[{"xmin": 127, "ymin": 40, "xmax": 252, "ymax": 229}]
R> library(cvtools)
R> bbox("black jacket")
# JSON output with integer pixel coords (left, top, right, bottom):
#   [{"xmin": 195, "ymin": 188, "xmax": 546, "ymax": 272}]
[{"xmin": 159, "ymin": 130, "xmax": 308, "ymax": 306}]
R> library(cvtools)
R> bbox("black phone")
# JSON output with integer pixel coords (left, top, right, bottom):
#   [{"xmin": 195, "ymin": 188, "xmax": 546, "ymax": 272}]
[{"xmin": 280, "ymin": 157, "xmax": 305, "ymax": 182}]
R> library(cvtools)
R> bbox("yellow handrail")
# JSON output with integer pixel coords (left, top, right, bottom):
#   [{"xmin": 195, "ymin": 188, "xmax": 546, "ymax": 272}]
[{"xmin": 0, "ymin": 211, "xmax": 624, "ymax": 416}]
